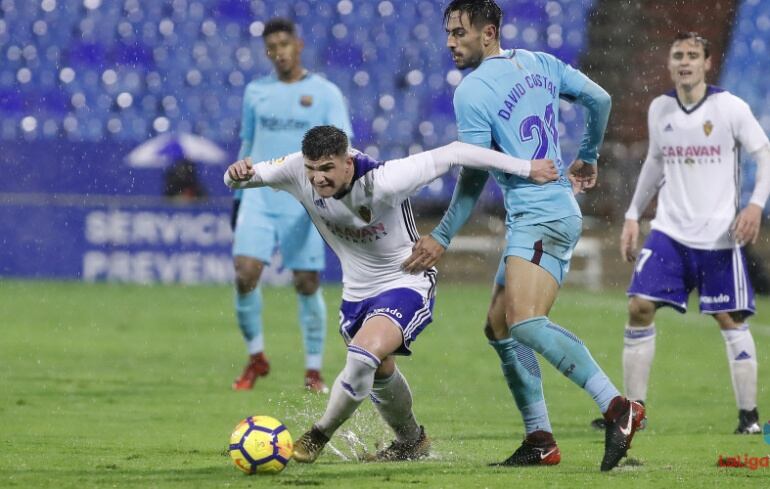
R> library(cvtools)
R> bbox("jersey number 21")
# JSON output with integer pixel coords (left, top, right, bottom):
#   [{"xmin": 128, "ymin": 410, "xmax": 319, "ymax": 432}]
[{"xmin": 519, "ymin": 103, "xmax": 558, "ymax": 161}]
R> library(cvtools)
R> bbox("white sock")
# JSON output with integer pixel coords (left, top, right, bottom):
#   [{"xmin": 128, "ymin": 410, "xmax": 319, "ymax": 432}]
[
  {"xmin": 721, "ymin": 324, "xmax": 758, "ymax": 411},
  {"xmin": 371, "ymin": 368, "xmax": 421, "ymax": 442},
  {"xmin": 623, "ymin": 323, "xmax": 656, "ymax": 402},
  {"xmin": 316, "ymin": 346, "xmax": 379, "ymax": 438}
]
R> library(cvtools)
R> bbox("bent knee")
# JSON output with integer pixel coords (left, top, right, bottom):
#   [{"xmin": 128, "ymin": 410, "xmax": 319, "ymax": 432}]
[
  {"xmin": 628, "ymin": 296, "xmax": 655, "ymax": 325},
  {"xmin": 234, "ymin": 257, "xmax": 263, "ymax": 293},
  {"xmin": 484, "ymin": 318, "xmax": 508, "ymax": 341},
  {"xmin": 714, "ymin": 311, "xmax": 748, "ymax": 330},
  {"xmin": 294, "ymin": 271, "xmax": 320, "ymax": 295},
  {"xmin": 374, "ymin": 357, "xmax": 396, "ymax": 379}
]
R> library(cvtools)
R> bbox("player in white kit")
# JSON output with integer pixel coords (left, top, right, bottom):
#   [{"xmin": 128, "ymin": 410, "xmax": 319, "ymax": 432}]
[
  {"xmin": 225, "ymin": 125, "xmax": 558, "ymax": 463},
  {"xmin": 593, "ymin": 32, "xmax": 770, "ymax": 434}
]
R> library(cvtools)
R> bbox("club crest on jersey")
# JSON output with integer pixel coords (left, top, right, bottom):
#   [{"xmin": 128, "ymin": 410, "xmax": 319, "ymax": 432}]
[
  {"xmin": 703, "ymin": 120, "xmax": 713, "ymax": 136},
  {"xmin": 300, "ymin": 95, "xmax": 313, "ymax": 107},
  {"xmin": 358, "ymin": 206, "xmax": 372, "ymax": 223},
  {"xmin": 269, "ymin": 156, "xmax": 286, "ymax": 166}
]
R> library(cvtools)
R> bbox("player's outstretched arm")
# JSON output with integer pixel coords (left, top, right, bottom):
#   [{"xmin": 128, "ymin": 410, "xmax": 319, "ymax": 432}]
[
  {"xmin": 400, "ymin": 143, "xmax": 558, "ymax": 273},
  {"xmin": 381, "ymin": 141, "xmax": 556, "ymax": 201},
  {"xmin": 427, "ymin": 141, "xmax": 556, "ymax": 178},
  {"xmin": 223, "ymin": 157, "xmax": 263, "ymax": 189}
]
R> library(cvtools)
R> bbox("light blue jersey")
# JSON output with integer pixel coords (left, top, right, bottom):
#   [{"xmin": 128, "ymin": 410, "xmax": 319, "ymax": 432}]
[
  {"xmin": 237, "ymin": 72, "xmax": 353, "ymax": 215},
  {"xmin": 453, "ymin": 49, "xmax": 589, "ymax": 225},
  {"xmin": 434, "ymin": 48, "xmax": 610, "ymax": 284}
]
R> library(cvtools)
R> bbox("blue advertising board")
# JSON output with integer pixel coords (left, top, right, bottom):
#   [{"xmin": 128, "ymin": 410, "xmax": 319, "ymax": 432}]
[{"xmin": 0, "ymin": 197, "xmax": 342, "ymax": 284}]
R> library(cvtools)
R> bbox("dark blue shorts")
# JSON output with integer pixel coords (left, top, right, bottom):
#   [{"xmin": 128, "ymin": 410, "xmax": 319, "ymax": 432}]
[
  {"xmin": 627, "ymin": 230, "xmax": 754, "ymax": 315},
  {"xmin": 339, "ymin": 288, "xmax": 435, "ymax": 355}
]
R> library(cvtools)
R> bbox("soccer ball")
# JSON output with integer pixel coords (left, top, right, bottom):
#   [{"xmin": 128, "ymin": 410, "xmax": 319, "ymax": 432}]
[{"xmin": 228, "ymin": 415, "xmax": 293, "ymax": 474}]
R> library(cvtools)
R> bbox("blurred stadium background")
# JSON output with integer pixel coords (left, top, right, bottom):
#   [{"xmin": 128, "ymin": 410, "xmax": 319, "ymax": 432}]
[{"xmin": 1, "ymin": 0, "xmax": 769, "ymax": 286}]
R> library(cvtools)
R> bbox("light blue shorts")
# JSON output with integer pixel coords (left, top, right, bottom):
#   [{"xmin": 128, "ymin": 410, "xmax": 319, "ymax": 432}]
[
  {"xmin": 494, "ymin": 215, "xmax": 582, "ymax": 287},
  {"xmin": 232, "ymin": 206, "xmax": 325, "ymax": 271}
]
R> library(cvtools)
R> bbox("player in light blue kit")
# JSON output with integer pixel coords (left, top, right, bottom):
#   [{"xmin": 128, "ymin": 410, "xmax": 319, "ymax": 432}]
[
  {"xmin": 231, "ymin": 18, "xmax": 353, "ymax": 392},
  {"xmin": 403, "ymin": 0, "xmax": 642, "ymax": 471}
]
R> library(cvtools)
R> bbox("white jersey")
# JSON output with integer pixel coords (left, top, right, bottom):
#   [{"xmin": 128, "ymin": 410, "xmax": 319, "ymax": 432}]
[
  {"xmin": 647, "ymin": 86, "xmax": 769, "ymax": 249},
  {"xmin": 251, "ymin": 151, "xmax": 438, "ymax": 301}
]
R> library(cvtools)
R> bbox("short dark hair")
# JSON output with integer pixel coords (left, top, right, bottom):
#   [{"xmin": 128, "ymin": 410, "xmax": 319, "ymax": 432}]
[
  {"xmin": 443, "ymin": 0, "xmax": 502, "ymax": 38},
  {"xmin": 302, "ymin": 126, "xmax": 349, "ymax": 161},
  {"xmin": 263, "ymin": 17, "xmax": 296, "ymax": 38},
  {"xmin": 673, "ymin": 31, "xmax": 710, "ymax": 59}
]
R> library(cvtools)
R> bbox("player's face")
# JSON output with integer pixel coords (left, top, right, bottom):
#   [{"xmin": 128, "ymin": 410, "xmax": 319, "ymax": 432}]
[
  {"xmin": 304, "ymin": 154, "xmax": 354, "ymax": 198},
  {"xmin": 264, "ymin": 31, "xmax": 303, "ymax": 77},
  {"xmin": 668, "ymin": 39, "xmax": 711, "ymax": 90},
  {"xmin": 445, "ymin": 11, "xmax": 485, "ymax": 69}
]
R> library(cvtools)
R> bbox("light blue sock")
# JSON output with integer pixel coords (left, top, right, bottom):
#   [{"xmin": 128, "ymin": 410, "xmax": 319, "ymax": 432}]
[
  {"xmin": 489, "ymin": 338, "xmax": 552, "ymax": 434},
  {"xmin": 236, "ymin": 286, "xmax": 263, "ymax": 354},
  {"xmin": 298, "ymin": 289, "xmax": 327, "ymax": 370},
  {"xmin": 584, "ymin": 371, "xmax": 620, "ymax": 413},
  {"xmin": 510, "ymin": 316, "xmax": 620, "ymax": 411}
]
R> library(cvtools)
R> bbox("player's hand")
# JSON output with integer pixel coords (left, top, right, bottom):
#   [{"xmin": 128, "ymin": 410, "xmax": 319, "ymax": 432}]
[
  {"xmin": 619, "ymin": 219, "xmax": 640, "ymax": 262},
  {"xmin": 568, "ymin": 160, "xmax": 597, "ymax": 194},
  {"xmin": 529, "ymin": 159, "xmax": 558, "ymax": 184},
  {"xmin": 227, "ymin": 157, "xmax": 255, "ymax": 182},
  {"xmin": 402, "ymin": 236, "xmax": 446, "ymax": 274},
  {"xmin": 732, "ymin": 203, "xmax": 763, "ymax": 246}
]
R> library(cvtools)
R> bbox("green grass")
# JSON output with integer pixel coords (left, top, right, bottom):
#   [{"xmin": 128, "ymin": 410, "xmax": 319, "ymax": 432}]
[{"xmin": 1, "ymin": 280, "xmax": 769, "ymax": 488}]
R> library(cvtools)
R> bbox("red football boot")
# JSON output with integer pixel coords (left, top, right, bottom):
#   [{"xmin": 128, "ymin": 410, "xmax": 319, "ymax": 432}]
[
  {"xmin": 304, "ymin": 369, "xmax": 329, "ymax": 394},
  {"xmin": 490, "ymin": 430, "xmax": 561, "ymax": 466},
  {"xmin": 601, "ymin": 396, "xmax": 646, "ymax": 471},
  {"xmin": 232, "ymin": 352, "xmax": 270, "ymax": 390}
]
